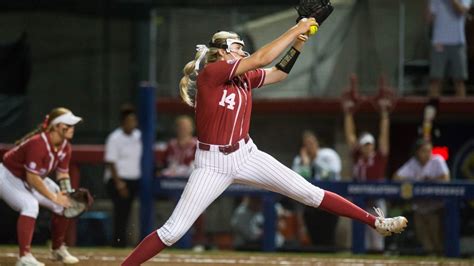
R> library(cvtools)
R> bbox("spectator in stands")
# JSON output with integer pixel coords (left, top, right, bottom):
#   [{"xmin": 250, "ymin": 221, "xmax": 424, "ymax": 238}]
[
  {"xmin": 231, "ymin": 196, "xmax": 286, "ymax": 250},
  {"xmin": 291, "ymin": 130, "xmax": 341, "ymax": 249},
  {"xmin": 158, "ymin": 115, "xmax": 197, "ymax": 178},
  {"xmin": 427, "ymin": 0, "xmax": 472, "ymax": 97},
  {"xmin": 231, "ymin": 196, "xmax": 264, "ymax": 250},
  {"xmin": 393, "ymin": 139, "xmax": 450, "ymax": 255},
  {"xmin": 343, "ymin": 99, "xmax": 390, "ymax": 253},
  {"xmin": 104, "ymin": 104, "xmax": 142, "ymax": 247}
]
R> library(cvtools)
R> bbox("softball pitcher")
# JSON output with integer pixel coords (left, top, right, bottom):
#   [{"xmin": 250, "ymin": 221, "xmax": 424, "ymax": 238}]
[
  {"xmin": 123, "ymin": 16, "xmax": 407, "ymax": 265},
  {"xmin": 0, "ymin": 107, "xmax": 82, "ymax": 265}
]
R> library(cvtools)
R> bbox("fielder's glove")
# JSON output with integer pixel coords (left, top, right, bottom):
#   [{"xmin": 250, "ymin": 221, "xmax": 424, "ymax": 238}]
[
  {"xmin": 63, "ymin": 188, "xmax": 94, "ymax": 218},
  {"xmin": 296, "ymin": 0, "xmax": 334, "ymax": 25}
]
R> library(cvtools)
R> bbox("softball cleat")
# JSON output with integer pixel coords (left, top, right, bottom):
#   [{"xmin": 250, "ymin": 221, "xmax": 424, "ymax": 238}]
[
  {"xmin": 373, "ymin": 207, "xmax": 408, "ymax": 236},
  {"xmin": 51, "ymin": 245, "xmax": 79, "ymax": 264}
]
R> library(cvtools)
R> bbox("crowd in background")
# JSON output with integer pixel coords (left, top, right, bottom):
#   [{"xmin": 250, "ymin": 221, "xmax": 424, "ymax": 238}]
[{"xmin": 96, "ymin": 94, "xmax": 452, "ymax": 255}]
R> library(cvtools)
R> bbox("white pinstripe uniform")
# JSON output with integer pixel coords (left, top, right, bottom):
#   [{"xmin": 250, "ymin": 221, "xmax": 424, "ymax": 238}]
[{"xmin": 157, "ymin": 58, "xmax": 325, "ymax": 246}]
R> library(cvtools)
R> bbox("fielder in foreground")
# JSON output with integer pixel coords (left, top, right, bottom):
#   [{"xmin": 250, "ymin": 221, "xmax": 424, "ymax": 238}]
[{"xmin": 0, "ymin": 107, "xmax": 92, "ymax": 266}]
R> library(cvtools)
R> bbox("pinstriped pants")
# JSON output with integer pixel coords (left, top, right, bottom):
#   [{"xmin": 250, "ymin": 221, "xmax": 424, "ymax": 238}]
[{"xmin": 157, "ymin": 138, "xmax": 325, "ymax": 246}]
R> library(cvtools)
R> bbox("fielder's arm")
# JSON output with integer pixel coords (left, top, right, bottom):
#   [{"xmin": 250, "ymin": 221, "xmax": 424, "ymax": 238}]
[
  {"xmin": 56, "ymin": 171, "xmax": 74, "ymax": 193},
  {"xmin": 26, "ymin": 172, "xmax": 70, "ymax": 207}
]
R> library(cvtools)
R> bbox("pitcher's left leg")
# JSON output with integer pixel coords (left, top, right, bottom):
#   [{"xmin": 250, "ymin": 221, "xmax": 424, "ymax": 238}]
[
  {"xmin": 236, "ymin": 149, "xmax": 324, "ymax": 207},
  {"xmin": 236, "ymin": 149, "xmax": 406, "ymax": 234}
]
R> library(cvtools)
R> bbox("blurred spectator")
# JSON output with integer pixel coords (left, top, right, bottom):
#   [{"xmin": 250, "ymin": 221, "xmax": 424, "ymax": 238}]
[
  {"xmin": 230, "ymin": 196, "xmax": 286, "ymax": 250},
  {"xmin": 427, "ymin": 0, "xmax": 472, "ymax": 97},
  {"xmin": 292, "ymin": 131, "xmax": 342, "ymax": 180},
  {"xmin": 343, "ymin": 99, "xmax": 390, "ymax": 252},
  {"xmin": 393, "ymin": 139, "xmax": 450, "ymax": 255},
  {"xmin": 291, "ymin": 130, "xmax": 341, "ymax": 249},
  {"xmin": 158, "ymin": 115, "xmax": 197, "ymax": 178},
  {"xmin": 104, "ymin": 104, "xmax": 142, "ymax": 247},
  {"xmin": 230, "ymin": 196, "xmax": 264, "ymax": 250}
]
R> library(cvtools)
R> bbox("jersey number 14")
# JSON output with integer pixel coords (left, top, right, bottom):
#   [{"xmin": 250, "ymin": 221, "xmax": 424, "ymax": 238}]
[{"xmin": 219, "ymin": 90, "xmax": 236, "ymax": 110}]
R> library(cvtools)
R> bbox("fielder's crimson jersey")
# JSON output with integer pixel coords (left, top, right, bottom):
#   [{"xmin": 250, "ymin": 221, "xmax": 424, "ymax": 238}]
[
  {"xmin": 3, "ymin": 132, "xmax": 71, "ymax": 181},
  {"xmin": 195, "ymin": 59, "xmax": 265, "ymax": 145}
]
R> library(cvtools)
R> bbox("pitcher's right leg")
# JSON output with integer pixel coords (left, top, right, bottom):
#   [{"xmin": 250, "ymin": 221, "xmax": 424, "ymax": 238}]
[{"xmin": 122, "ymin": 168, "xmax": 232, "ymax": 266}]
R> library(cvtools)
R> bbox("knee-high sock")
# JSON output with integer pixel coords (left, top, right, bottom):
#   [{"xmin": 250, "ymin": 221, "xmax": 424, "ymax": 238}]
[
  {"xmin": 17, "ymin": 215, "xmax": 36, "ymax": 256},
  {"xmin": 51, "ymin": 214, "xmax": 71, "ymax": 249},
  {"xmin": 318, "ymin": 190, "xmax": 376, "ymax": 228},
  {"xmin": 122, "ymin": 231, "xmax": 166, "ymax": 266}
]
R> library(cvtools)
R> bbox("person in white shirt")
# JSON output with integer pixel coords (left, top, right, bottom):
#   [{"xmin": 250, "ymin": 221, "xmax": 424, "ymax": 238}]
[
  {"xmin": 292, "ymin": 131, "xmax": 341, "ymax": 181},
  {"xmin": 393, "ymin": 139, "xmax": 450, "ymax": 255},
  {"xmin": 291, "ymin": 130, "xmax": 342, "ymax": 249},
  {"xmin": 104, "ymin": 104, "xmax": 142, "ymax": 247},
  {"xmin": 428, "ymin": 0, "xmax": 472, "ymax": 97}
]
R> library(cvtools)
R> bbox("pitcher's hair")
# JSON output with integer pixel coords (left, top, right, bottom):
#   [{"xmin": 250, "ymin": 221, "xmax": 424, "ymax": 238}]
[{"xmin": 179, "ymin": 31, "xmax": 240, "ymax": 107}]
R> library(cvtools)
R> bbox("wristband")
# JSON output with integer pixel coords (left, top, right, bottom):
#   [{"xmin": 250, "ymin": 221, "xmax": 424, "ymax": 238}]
[
  {"xmin": 275, "ymin": 47, "xmax": 300, "ymax": 74},
  {"xmin": 59, "ymin": 178, "xmax": 74, "ymax": 193}
]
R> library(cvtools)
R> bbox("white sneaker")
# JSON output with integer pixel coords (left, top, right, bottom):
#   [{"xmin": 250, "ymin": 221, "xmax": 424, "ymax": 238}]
[
  {"xmin": 16, "ymin": 253, "xmax": 45, "ymax": 266},
  {"xmin": 373, "ymin": 207, "xmax": 408, "ymax": 236},
  {"xmin": 51, "ymin": 245, "xmax": 79, "ymax": 264}
]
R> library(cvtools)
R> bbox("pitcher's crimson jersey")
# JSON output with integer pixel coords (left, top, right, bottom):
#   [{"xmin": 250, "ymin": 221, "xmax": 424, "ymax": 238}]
[
  {"xmin": 3, "ymin": 132, "xmax": 71, "ymax": 180},
  {"xmin": 195, "ymin": 59, "xmax": 265, "ymax": 145}
]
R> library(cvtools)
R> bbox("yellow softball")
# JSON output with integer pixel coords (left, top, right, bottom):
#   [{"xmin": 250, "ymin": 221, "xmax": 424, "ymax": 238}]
[{"xmin": 309, "ymin": 25, "xmax": 319, "ymax": 35}]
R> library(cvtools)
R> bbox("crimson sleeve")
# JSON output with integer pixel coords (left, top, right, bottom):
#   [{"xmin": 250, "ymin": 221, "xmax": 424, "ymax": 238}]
[
  {"xmin": 24, "ymin": 140, "xmax": 48, "ymax": 176},
  {"xmin": 245, "ymin": 69, "xmax": 266, "ymax": 89},
  {"xmin": 200, "ymin": 59, "xmax": 241, "ymax": 86}
]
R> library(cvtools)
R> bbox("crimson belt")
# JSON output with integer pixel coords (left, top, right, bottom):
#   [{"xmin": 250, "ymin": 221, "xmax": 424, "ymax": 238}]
[{"xmin": 198, "ymin": 136, "xmax": 250, "ymax": 155}]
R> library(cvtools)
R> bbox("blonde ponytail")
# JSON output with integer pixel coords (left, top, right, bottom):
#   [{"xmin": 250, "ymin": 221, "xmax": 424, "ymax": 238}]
[{"xmin": 179, "ymin": 60, "xmax": 197, "ymax": 107}]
